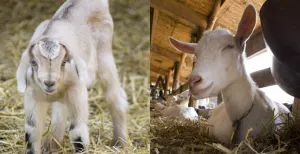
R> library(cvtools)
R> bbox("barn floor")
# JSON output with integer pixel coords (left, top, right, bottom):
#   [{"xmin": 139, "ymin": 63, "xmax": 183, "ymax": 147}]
[
  {"xmin": 150, "ymin": 100, "xmax": 300, "ymax": 154},
  {"xmin": 0, "ymin": 0, "xmax": 149, "ymax": 153}
]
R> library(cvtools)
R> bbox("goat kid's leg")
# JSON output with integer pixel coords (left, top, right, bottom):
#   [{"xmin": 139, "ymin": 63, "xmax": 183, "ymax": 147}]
[
  {"xmin": 98, "ymin": 52, "xmax": 129, "ymax": 147},
  {"xmin": 66, "ymin": 86, "xmax": 89, "ymax": 153},
  {"xmin": 24, "ymin": 96, "xmax": 49, "ymax": 154},
  {"xmin": 42, "ymin": 102, "xmax": 67, "ymax": 153}
]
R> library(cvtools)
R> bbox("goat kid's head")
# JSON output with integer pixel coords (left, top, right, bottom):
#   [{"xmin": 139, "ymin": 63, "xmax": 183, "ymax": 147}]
[
  {"xmin": 169, "ymin": 5, "xmax": 257, "ymax": 99},
  {"xmin": 17, "ymin": 37, "xmax": 87, "ymax": 95},
  {"xmin": 29, "ymin": 38, "xmax": 67, "ymax": 94}
]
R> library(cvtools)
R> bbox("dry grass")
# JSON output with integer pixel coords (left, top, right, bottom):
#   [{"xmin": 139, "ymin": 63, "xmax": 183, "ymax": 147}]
[
  {"xmin": 0, "ymin": 0, "xmax": 149, "ymax": 153},
  {"xmin": 150, "ymin": 103, "xmax": 300, "ymax": 154}
]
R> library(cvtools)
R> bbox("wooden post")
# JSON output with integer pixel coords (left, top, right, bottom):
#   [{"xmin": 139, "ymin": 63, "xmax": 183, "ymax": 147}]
[
  {"xmin": 293, "ymin": 98, "xmax": 300, "ymax": 118},
  {"xmin": 217, "ymin": 93, "xmax": 222, "ymax": 104},
  {"xmin": 188, "ymin": 96, "xmax": 193, "ymax": 107},
  {"xmin": 172, "ymin": 61, "xmax": 180, "ymax": 94},
  {"xmin": 155, "ymin": 75, "xmax": 164, "ymax": 89},
  {"xmin": 164, "ymin": 75, "xmax": 169, "ymax": 96}
]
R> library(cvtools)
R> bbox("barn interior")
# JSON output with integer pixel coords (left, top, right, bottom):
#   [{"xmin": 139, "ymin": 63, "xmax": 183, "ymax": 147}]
[{"xmin": 150, "ymin": 0, "xmax": 300, "ymax": 153}]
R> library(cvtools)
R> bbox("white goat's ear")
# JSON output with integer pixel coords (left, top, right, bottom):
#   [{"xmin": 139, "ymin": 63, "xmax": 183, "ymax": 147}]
[
  {"xmin": 16, "ymin": 49, "xmax": 31, "ymax": 93},
  {"xmin": 169, "ymin": 37, "xmax": 196, "ymax": 54},
  {"xmin": 235, "ymin": 4, "xmax": 257, "ymax": 47}
]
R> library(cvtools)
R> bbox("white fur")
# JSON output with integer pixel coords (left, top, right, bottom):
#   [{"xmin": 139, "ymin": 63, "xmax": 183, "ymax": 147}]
[{"xmin": 16, "ymin": 0, "xmax": 128, "ymax": 153}]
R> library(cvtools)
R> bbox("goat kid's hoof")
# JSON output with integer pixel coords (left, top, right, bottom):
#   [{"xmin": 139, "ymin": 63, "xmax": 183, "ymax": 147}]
[
  {"xmin": 111, "ymin": 137, "xmax": 131, "ymax": 148},
  {"xmin": 41, "ymin": 137, "xmax": 61, "ymax": 154}
]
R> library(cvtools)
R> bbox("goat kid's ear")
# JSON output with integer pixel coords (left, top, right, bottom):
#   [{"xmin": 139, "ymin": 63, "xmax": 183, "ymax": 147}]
[
  {"xmin": 169, "ymin": 37, "xmax": 196, "ymax": 54},
  {"xmin": 16, "ymin": 50, "xmax": 30, "ymax": 93},
  {"xmin": 235, "ymin": 4, "xmax": 257, "ymax": 48}
]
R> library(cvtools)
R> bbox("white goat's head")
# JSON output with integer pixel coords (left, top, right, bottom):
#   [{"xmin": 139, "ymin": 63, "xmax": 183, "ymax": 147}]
[
  {"xmin": 17, "ymin": 36, "xmax": 88, "ymax": 95},
  {"xmin": 169, "ymin": 5, "xmax": 257, "ymax": 99}
]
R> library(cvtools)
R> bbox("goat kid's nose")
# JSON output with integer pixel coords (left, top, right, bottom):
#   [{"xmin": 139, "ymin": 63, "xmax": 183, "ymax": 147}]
[
  {"xmin": 44, "ymin": 80, "xmax": 56, "ymax": 87},
  {"xmin": 188, "ymin": 76, "xmax": 202, "ymax": 88}
]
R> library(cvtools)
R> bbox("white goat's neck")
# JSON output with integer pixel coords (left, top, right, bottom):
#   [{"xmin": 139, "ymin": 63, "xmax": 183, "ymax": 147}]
[{"xmin": 221, "ymin": 64, "xmax": 257, "ymax": 121}]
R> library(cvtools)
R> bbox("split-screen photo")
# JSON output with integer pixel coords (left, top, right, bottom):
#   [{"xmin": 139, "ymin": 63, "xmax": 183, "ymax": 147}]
[{"xmin": 0, "ymin": 0, "xmax": 300, "ymax": 153}]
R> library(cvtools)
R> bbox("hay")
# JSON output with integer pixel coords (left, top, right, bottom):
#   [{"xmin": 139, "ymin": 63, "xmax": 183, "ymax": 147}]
[
  {"xmin": 150, "ymin": 102, "xmax": 300, "ymax": 154},
  {"xmin": 0, "ymin": 0, "xmax": 149, "ymax": 153}
]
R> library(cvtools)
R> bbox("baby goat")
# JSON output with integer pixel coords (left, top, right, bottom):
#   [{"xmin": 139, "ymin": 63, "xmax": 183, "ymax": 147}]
[
  {"xmin": 155, "ymin": 96, "xmax": 198, "ymax": 120},
  {"xmin": 16, "ymin": 0, "xmax": 128, "ymax": 153},
  {"xmin": 169, "ymin": 5, "xmax": 290, "ymax": 144}
]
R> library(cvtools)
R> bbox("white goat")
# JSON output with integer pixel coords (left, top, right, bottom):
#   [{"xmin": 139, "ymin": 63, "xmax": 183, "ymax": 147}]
[
  {"xmin": 16, "ymin": 0, "xmax": 128, "ymax": 153},
  {"xmin": 169, "ymin": 5, "xmax": 290, "ymax": 144},
  {"xmin": 155, "ymin": 96, "xmax": 198, "ymax": 120}
]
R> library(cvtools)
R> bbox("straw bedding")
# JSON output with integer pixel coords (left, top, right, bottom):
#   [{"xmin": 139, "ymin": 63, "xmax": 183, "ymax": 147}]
[{"xmin": 150, "ymin": 101, "xmax": 300, "ymax": 154}]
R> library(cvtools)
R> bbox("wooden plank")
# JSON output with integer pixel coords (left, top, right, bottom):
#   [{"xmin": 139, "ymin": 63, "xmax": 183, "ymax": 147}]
[
  {"xmin": 151, "ymin": 44, "xmax": 182, "ymax": 62},
  {"xmin": 151, "ymin": 0, "xmax": 208, "ymax": 29},
  {"xmin": 151, "ymin": 64, "xmax": 169, "ymax": 76},
  {"xmin": 293, "ymin": 98, "xmax": 300, "ymax": 117},
  {"xmin": 251, "ymin": 67, "xmax": 275, "ymax": 88},
  {"xmin": 211, "ymin": 0, "xmax": 233, "ymax": 30},
  {"xmin": 151, "ymin": 9, "xmax": 159, "ymax": 47},
  {"xmin": 151, "ymin": 56, "xmax": 174, "ymax": 71},
  {"xmin": 246, "ymin": 31, "xmax": 266, "ymax": 58}
]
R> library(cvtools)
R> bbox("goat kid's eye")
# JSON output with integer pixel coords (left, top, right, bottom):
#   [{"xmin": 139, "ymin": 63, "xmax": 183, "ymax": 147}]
[
  {"xmin": 62, "ymin": 61, "xmax": 67, "ymax": 66},
  {"xmin": 223, "ymin": 44, "xmax": 235, "ymax": 50},
  {"xmin": 31, "ymin": 60, "xmax": 37, "ymax": 66}
]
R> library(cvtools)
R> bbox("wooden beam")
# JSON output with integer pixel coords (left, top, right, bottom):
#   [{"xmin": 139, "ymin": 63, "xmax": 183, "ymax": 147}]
[
  {"xmin": 151, "ymin": 44, "xmax": 182, "ymax": 62},
  {"xmin": 246, "ymin": 31, "xmax": 266, "ymax": 58},
  {"xmin": 151, "ymin": 64, "xmax": 169, "ymax": 76},
  {"xmin": 151, "ymin": 9, "xmax": 159, "ymax": 47},
  {"xmin": 150, "ymin": 0, "xmax": 207, "ymax": 29},
  {"xmin": 207, "ymin": 0, "xmax": 222, "ymax": 30},
  {"xmin": 251, "ymin": 67, "xmax": 275, "ymax": 88},
  {"xmin": 211, "ymin": 0, "xmax": 233, "ymax": 30},
  {"xmin": 293, "ymin": 98, "xmax": 300, "ymax": 117}
]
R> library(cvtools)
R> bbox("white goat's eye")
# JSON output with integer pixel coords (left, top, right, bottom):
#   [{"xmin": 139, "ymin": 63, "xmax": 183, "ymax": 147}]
[
  {"xmin": 223, "ymin": 44, "xmax": 235, "ymax": 50},
  {"xmin": 31, "ymin": 60, "xmax": 37, "ymax": 66}
]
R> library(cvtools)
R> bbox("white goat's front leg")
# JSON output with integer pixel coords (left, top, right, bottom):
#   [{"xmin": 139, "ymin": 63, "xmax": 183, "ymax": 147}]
[
  {"xmin": 42, "ymin": 102, "xmax": 67, "ymax": 153},
  {"xmin": 98, "ymin": 51, "xmax": 128, "ymax": 146},
  {"xmin": 66, "ymin": 85, "xmax": 89, "ymax": 153},
  {"xmin": 24, "ymin": 93, "xmax": 49, "ymax": 154}
]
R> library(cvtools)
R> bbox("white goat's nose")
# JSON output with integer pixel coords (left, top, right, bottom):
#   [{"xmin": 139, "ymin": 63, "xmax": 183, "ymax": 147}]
[
  {"xmin": 188, "ymin": 75, "xmax": 202, "ymax": 88},
  {"xmin": 44, "ymin": 80, "xmax": 56, "ymax": 87}
]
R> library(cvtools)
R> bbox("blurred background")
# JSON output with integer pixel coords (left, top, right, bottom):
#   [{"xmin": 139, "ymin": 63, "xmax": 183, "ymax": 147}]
[{"xmin": 0, "ymin": 0, "xmax": 149, "ymax": 153}]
